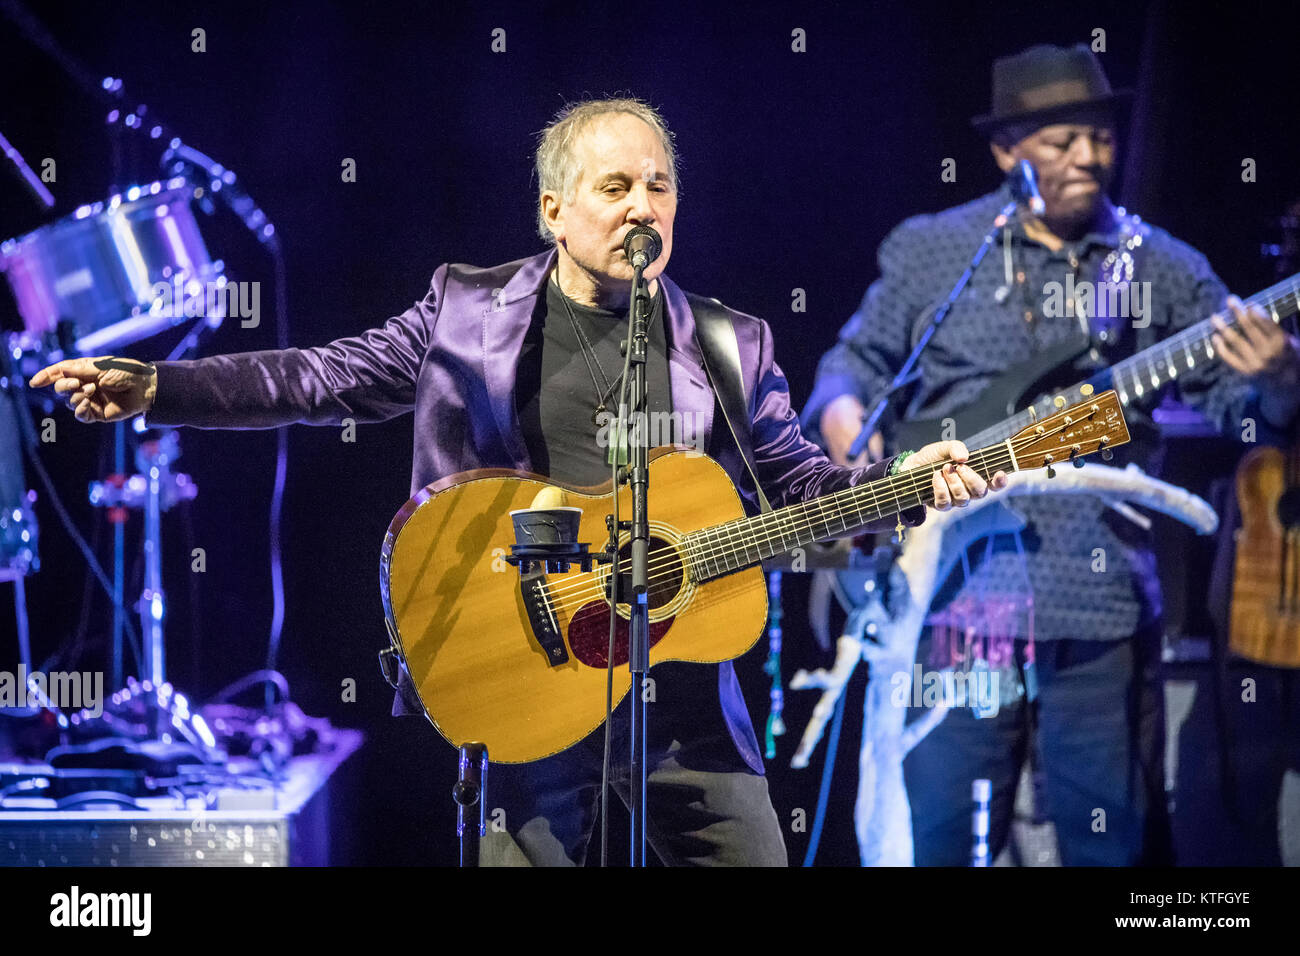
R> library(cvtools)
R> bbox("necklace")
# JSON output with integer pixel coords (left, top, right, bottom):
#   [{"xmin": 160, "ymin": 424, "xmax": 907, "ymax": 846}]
[
  {"xmin": 551, "ymin": 272, "xmax": 657, "ymax": 427},
  {"xmin": 1093, "ymin": 208, "xmax": 1148, "ymax": 345}
]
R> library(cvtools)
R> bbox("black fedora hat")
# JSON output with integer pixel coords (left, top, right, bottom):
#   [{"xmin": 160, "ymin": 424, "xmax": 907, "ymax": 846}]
[{"xmin": 972, "ymin": 43, "xmax": 1132, "ymax": 137}]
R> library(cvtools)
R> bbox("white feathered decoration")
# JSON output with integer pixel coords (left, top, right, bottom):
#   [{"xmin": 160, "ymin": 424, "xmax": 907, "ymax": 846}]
[{"xmin": 789, "ymin": 463, "xmax": 1218, "ymax": 866}]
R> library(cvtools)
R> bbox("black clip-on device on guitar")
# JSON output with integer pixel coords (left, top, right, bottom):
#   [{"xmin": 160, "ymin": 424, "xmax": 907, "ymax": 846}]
[
  {"xmin": 503, "ymin": 508, "xmax": 612, "ymax": 574},
  {"xmin": 848, "ymin": 161, "xmax": 1044, "ymax": 464}
]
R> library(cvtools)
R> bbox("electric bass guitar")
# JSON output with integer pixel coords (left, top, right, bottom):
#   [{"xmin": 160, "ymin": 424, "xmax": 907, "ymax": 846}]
[
  {"xmin": 380, "ymin": 391, "xmax": 1130, "ymax": 763},
  {"xmin": 893, "ymin": 271, "xmax": 1300, "ymax": 453}
]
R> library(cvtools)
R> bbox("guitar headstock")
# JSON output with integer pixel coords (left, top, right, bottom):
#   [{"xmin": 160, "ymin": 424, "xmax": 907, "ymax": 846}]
[{"xmin": 1008, "ymin": 390, "xmax": 1131, "ymax": 476}]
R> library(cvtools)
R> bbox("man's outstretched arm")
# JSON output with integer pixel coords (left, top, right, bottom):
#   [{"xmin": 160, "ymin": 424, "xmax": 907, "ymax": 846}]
[{"xmin": 30, "ymin": 266, "xmax": 448, "ymax": 430}]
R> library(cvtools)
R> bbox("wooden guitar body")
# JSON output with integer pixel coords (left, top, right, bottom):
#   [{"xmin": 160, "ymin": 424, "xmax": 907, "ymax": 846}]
[
  {"xmin": 1229, "ymin": 445, "xmax": 1300, "ymax": 667},
  {"xmin": 377, "ymin": 392, "xmax": 1130, "ymax": 763},
  {"xmin": 380, "ymin": 448, "xmax": 768, "ymax": 763}
]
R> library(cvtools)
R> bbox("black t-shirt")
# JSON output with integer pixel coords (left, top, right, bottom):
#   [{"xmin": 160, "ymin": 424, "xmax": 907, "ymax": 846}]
[
  {"xmin": 516, "ymin": 276, "xmax": 673, "ymax": 486},
  {"xmin": 514, "ymin": 275, "xmax": 742, "ymax": 764}
]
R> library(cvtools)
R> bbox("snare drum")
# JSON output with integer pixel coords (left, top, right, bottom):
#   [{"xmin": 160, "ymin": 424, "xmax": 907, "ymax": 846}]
[{"xmin": 0, "ymin": 178, "xmax": 225, "ymax": 355}]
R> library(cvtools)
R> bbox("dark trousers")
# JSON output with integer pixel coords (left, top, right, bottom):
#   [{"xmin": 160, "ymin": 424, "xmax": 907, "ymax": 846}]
[
  {"xmin": 903, "ymin": 631, "xmax": 1171, "ymax": 866},
  {"xmin": 480, "ymin": 667, "xmax": 787, "ymax": 866}
]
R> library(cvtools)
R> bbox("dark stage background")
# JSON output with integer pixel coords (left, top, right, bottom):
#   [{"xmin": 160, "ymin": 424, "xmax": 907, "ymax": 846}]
[{"xmin": 2, "ymin": 0, "xmax": 1297, "ymax": 865}]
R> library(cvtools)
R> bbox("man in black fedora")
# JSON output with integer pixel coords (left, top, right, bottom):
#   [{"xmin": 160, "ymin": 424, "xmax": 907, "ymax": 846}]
[{"xmin": 804, "ymin": 44, "xmax": 1300, "ymax": 865}]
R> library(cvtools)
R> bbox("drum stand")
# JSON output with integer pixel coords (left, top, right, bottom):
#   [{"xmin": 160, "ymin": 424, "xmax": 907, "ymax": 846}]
[
  {"xmin": 1, "ymin": 346, "xmax": 52, "ymax": 719},
  {"xmin": 84, "ymin": 429, "xmax": 212, "ymax": 751}
]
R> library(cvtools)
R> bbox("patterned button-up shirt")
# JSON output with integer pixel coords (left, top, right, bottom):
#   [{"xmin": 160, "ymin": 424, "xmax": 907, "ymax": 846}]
[{"xmin": 803, "ymin": 185, "xmax": 1261, "ymax": 641}]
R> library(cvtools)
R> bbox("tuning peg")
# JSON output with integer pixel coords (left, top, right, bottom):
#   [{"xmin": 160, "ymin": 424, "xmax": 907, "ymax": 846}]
[
  {"xmin": 1101, "ymin": 447, "xmax": 1113, "ymax": 462},
  {"xmin": 1073, "ymin": 456, "xmax": 1085, "ymax": 469},
  {"xmin": 1046, "ymin": 464, "xmax": 1057, "ymax": 479}
]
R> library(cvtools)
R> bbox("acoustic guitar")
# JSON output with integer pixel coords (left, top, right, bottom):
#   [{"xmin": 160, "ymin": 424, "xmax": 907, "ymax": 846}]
[
  {"xmin": 1230, "ymin": 444, "xmax": 1300, "ymax": 666},
  {"xmin": 380, "ymin": 391, "xmax": 1130, "ymax": 763},
  {"xmin": 1229, "ymin": 210, "xmax": 1300, "ymax": 667}
]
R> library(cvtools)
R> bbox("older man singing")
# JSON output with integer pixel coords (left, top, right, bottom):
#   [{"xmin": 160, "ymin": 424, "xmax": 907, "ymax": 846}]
[{"xmin": 31, "ymin": 97, "xmax": 1003, "ymax": 866}]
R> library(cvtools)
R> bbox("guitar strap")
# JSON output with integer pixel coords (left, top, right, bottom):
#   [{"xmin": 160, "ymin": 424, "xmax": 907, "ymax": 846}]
[{"xmin": 686, "ymin": 292, "xmax": 774, "ymax": 514}]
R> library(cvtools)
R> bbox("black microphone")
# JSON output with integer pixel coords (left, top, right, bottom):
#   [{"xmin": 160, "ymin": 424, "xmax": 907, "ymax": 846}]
[
  {"xmin": 623, "ymin": 225, "xmax": 663, "ymax": 269},
  {"xmin": 1007, "ymin": 159, "xmax": 1046, "ymax": 216}
]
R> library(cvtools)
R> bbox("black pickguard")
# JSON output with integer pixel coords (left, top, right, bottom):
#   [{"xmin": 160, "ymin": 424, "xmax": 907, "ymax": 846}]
[{"xmin": 892, "ymin": 334, "xmax": 1092, "ymax": 450}]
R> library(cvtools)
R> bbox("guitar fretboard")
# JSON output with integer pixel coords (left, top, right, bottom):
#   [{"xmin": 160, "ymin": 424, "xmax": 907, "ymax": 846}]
[
  {"xmin": 962, "ymin": 272, "xmax": 1300, "ymax": 450},
  {"xmin": 683, "ymin": 446, "xmax": 1012, "ymax": 581}
]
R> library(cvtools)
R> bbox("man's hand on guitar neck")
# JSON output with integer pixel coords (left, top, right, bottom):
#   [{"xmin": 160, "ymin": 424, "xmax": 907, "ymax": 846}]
[
  {"xmin": 820, "ymin": 394, "xmax": 1008, "ymax": 512},
  {"xmin": 900, "ymin": 440, "xmax": 1009, "ymax": 511},
  {"xmin": 1211, "ymin": 295, "xmax": 1300, "ymax": 428}
]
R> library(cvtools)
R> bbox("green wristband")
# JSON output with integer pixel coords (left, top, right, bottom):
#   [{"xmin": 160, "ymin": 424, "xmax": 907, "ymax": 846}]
[{"xmin": 889, "ymin": 450, "xmax": 915, "ymax": 475}]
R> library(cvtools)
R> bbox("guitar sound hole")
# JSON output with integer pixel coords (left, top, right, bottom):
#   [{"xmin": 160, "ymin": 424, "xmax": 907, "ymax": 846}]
[{"xmin": 607, "ymin": 535, "xmax": 684, "ymax": 610}]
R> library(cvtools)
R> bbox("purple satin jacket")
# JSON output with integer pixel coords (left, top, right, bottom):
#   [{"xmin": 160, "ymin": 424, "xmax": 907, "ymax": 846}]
[{"xmin": 144, "ymin": 248, "xmax": 904, "ymax": 773}]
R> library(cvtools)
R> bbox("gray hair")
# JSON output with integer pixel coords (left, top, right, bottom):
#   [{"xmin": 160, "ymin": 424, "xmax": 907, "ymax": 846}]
[{"xmin": 535, "ymin": 97, "xmax": 679, "ymax": 242}]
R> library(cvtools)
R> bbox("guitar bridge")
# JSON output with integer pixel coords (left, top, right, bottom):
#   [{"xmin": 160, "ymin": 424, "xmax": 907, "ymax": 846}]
[{"xmin": 519, "ymin": 568, "xmax": 569, "ymax": 667}]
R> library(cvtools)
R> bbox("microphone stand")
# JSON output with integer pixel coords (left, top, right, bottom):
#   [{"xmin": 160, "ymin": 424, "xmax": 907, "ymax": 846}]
[
  {"xmin": 848, "ymin": 194, "xmax": 1020, "ymax": 462},
  {"xmin": 621, "ymin": 256, "xmax": 653, "ymax": 866}
]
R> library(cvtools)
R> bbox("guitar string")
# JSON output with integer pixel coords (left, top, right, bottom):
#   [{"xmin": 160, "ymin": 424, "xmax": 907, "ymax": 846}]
[
  {"xmin": 625, "ymin": 395, "xmax": 1112, "ymax": 580},
  {"xmin": 682, "ymin": 444, "xmax": 1007, "ymax": 575},
  {"xmin": 1052, "ymin": 282, "xmax": 1300, "ymax": 408},
  {"xmin": 539, "ymin": 280, "xmax": 1296, "ymax": 627},
  {"xmin": 543, "ymin": 442, "xmax": 1012, "ymax": 599},
  {"xmin": 616, "ymin": 423, "xmax": 1057, "ymax": 575},
  {"xmin": 541, "ymin": 422, "xmax": 1073, "ymax": 606},
  {"xmin": 1108, "ymin": 281, "xmax": 1299, "ymax": 401},
  {"xmin": 961, "ymin": 281, "xmax": 1300, "ymax": 452},
  {"xmin": 539, "ymin": 441, "xmax": 1024, "ymax": 615},
  {"xmin": 538, "ymin": 421, "xmax": 1084, "ymax": 610}
]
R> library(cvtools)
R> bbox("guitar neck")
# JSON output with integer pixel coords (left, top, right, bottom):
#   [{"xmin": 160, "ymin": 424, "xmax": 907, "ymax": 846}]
[
  {"xmin": 685, "ymin": 445, "xmax": 1012, "ymax": 581},
  {"xmin": 963, "ymin": 271, "xmax": 1300, "ymax": 450}
]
